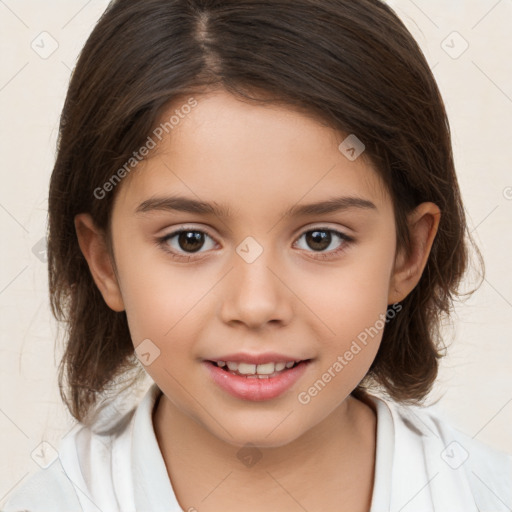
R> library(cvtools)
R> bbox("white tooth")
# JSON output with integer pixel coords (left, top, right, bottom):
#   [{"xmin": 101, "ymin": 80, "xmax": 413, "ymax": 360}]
[
  {"xmin": 256, "ymin": 362, "xmax": 276, "ymax": 375},
  {"xmin": 275, "ymin": 362, "xmax": 286, "ymax": 371},
  {"xmin": 257, "ymin": 374, "xmax": 270, "ymax": 379},
  {"xmin": 226, "ymin": 361, "xmax": 239, "ymax": 371},
  {"xmin": 217, "ymin": 361, "xmax": 226, "ymax": 367},
  {"xmin": 247, "ymin": 375, "xmax": 259, "ymax": 379},
  {"xmin": 285, "ymin": 361, "xmax": 294, "ymax": 368},
  {"xmin": 238, "ymin": 362, "xmax": 257, "ymax": 375}
]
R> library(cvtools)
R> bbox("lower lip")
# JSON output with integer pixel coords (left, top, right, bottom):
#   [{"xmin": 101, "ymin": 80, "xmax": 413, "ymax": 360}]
[{"xmin": 204, "ymin": 361, "xmax": 311, "ymax": 401}]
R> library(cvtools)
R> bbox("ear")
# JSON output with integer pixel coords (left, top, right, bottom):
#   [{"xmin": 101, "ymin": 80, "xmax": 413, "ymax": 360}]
[
  {"xmin": 388, "ymin": 202, "xmax": 441, "ymax": 304},
  {"xmin": 74, "ymin": 213, "xmax": 125, "ymax": 312}
]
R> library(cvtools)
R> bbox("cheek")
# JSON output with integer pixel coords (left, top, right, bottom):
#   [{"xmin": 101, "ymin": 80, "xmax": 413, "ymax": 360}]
[
  {"xmin": 113, "ymin": 237, "xmax": 200, "ymax": 348},
  {"xmin": 118, "ymin": 257, "xmax": 208, "ymax": 394},
  {"xmin": 295, "ymin": 271, "xmax": 390, "ymax": 411},
  {"xmin": 305, "ymin": 249, "xmax": 394, "ymax": 342},
  {"xmin": 297, "ymin": 242, "xmax": 395, "ymax": 398}
]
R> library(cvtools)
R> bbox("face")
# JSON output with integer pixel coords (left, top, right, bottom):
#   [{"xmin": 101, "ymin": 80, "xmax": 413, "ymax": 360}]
[{"xmin": 97, "ymin": 90, "xmax": 405, "ymax": 447}]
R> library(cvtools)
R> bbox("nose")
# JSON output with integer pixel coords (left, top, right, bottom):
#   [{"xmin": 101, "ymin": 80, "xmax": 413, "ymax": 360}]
[{"xmin": 218, "ymin": 249, "xmax": 294, "ymax": 330}]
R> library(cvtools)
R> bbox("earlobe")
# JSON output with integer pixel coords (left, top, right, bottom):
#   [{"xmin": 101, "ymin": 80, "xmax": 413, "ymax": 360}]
[
  {"xmin": 74, "ymin": 213, "xmax": 125, "ymax": 312},
  {"xmin": 388, "ymin": 202, "xmax": 441, "ymax": 304}
]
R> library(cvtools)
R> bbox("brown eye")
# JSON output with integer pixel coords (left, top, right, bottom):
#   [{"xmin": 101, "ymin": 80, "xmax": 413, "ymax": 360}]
[
  {"xmin": 158, "ymin": 228, "xmax": 216, "ymax": 259},
  {"xmin": 176, "ymin": 231, "xmax": 205, "ymax": 253},
  {"xmin": 304, "ymin": 230, "xmax": 332, "ymax": 251},
  {"xmin": 294, "ymin": 227, "xmax": 354, "ymax": 260}
]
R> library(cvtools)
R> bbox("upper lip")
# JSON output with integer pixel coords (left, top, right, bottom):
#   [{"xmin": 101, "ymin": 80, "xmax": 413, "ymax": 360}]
[{"xmin": 205, "ymin": 352, "xmax": 311, "ymax": 365}]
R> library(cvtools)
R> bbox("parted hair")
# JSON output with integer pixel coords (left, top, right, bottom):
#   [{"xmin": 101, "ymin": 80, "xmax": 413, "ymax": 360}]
[{"xmin": 47, "ymin": 0, "xmax": 483, "ymax": 422}]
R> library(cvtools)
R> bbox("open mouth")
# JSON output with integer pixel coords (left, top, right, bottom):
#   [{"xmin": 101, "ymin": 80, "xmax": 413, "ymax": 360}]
[
  {"xmin": 204, "ymin": 358, "xmax": 313, "ymax": 401},
  {"xmin": 206, "ymin": 359, "xmax": 310, "ymax": 379}
]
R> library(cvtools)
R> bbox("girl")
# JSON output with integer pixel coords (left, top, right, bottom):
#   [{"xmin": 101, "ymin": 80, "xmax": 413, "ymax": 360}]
[{"xmin": 3, "ymin": 0, "xmax": 511, "ymax": 511}]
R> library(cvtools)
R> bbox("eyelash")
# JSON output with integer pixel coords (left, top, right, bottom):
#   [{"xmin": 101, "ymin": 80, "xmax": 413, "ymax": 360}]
[{"xmin": 156, "ymin": 226, "xmax": 354, "ymax": 262}]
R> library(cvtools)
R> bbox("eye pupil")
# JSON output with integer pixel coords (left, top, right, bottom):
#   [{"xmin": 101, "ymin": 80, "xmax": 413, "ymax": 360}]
[
  {"xmin": 306, "ymin": 230, "xmax": 331, "ymax": 251},
  {"xmin": 178, "ymin": 231, "xmax": 204, "ymax": 252},
  {"xmin": 165, "ymin": 228, "xmax": 345, "ymax": 259}
]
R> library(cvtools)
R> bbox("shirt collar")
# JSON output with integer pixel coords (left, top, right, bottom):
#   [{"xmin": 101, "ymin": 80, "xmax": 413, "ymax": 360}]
[
  {"xmin": 131, "ymin": 383, "xmax": 182, "ymax": 511},
  {"xmin": 131, "ymin": 383, "xmax": 395, "ymax": 512}
]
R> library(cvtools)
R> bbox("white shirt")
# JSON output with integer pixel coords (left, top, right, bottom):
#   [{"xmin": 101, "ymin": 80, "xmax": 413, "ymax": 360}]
[{"xmin": 3, "ymin": 382, "xmax": 511, "ymax": 512}]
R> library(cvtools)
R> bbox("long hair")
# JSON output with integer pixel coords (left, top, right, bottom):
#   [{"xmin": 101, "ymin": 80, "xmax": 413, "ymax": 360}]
[{"xmin": 47, "ymin": 0, "xmax": 483, "ymax": 422}]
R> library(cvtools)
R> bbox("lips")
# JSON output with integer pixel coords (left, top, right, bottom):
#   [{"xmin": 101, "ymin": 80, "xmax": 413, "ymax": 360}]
[{"xmin": 203, "ymin": 354, "xmax": 313, "ymax": 401}]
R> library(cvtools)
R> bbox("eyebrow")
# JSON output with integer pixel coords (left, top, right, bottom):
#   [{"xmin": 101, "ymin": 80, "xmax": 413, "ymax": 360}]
[{"xmin": 134, "ymin": 195, "xmax": 378, "ymax": 218}]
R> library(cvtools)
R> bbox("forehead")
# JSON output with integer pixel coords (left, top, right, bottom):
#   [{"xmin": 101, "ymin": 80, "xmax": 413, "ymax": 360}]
[{"xmin": 113, "ymin": 90, "xmax": 391, "ymax": 217}]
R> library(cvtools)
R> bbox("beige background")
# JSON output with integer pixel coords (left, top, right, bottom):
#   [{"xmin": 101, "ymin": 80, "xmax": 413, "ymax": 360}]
[{"xmin": 1, "ymin": 0, "xmax": 511, "ymax": 505}]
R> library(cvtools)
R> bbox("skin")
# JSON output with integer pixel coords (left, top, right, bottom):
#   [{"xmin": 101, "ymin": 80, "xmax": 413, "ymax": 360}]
[{"xmin": 75, "ymin": 89, "xmax": 440, "ymax": 511}]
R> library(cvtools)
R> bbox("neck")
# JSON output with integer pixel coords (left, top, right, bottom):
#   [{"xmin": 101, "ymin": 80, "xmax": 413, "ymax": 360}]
[{"xmin": 152, "ymin": 390, "xmax": 377, "ymax": 512}]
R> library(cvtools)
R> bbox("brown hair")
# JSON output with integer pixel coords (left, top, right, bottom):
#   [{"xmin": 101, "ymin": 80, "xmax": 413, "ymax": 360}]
[{"xmin": 48, "ymin": 0, "xmax": 483, "ymax": 422}]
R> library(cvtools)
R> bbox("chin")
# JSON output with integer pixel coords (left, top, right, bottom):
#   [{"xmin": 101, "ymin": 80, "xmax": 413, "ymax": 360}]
[{"xmin": 207, "ymin": 419, "xmax": 308, "ymax": 450}]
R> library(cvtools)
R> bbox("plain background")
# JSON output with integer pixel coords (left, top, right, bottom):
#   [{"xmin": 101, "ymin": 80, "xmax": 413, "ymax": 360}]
[{"xmin": 1, "ymin": 0, "xmax": 511, "ymax": 505}]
